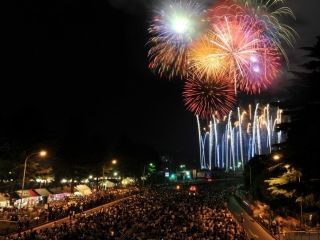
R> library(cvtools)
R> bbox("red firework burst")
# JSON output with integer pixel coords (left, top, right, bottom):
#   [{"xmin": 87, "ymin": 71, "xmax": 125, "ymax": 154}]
[{"xmin": 183, "ymin": 75, "xmax": 236, "ymax": 119}]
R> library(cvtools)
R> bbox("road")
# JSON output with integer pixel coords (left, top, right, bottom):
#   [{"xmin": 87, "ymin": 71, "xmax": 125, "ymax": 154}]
[{"xmin": 228, "ymin": 196, "xmax": 275, "ymax": 240}]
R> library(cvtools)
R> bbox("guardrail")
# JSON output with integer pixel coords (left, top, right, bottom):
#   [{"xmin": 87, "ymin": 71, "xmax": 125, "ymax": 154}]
[{"xmin": 280, "ymin": 230, "xmax": 320, "ymax": 240}]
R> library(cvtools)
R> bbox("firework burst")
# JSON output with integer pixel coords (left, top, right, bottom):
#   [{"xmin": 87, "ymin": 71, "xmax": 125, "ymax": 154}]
[
  {"xmin": 201, "ymin": 15, "xmax": 281, "ymax": 93},
  {"xmin": 214, "ymin": 0, "xmax": 297, "ymax": 64},
  {"xmin": 188, "ymin": 31, "xmax": 228, "ymax": 80},
  {"xmin": 183, "ymin": 74, "xmax": 236, "ymax": 119},
  {"xmin": 148, "ymin": 0, "xmax": 204, "ymax": 79}
]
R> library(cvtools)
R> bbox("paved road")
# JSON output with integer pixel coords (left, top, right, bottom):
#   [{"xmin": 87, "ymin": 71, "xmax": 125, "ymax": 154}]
[
  {"xmin": 228, "ymin": 196, "xmax": 275, "ymax": 240},
  {"xmin": 11, "ymin": 195, "xmax": 133, "ymax": 237}
]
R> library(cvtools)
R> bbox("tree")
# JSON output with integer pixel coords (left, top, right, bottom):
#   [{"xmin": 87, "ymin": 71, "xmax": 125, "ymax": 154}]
[
  {"xmin": 284, "ymin": 36, "xmax": 320, "ymax": 178},
  {"xmin": 265, "ymin": 166, "xmax": 301, "ymax": 198}
]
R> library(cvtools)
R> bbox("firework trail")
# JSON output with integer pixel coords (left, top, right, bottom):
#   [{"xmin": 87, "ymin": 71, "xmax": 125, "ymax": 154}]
[{"xmin": 197, "ymin": 103, "xmax": 287, "ymax": 171}]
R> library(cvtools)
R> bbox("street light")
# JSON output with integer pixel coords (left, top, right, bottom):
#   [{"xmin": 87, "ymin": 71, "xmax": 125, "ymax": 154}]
[
  {"xmin": 39, "ymin": 151, "xmax": 47, "ymax": 157},
  {"xmin": 20, "ymin": 150, "xmax": 47, "ymax": 208},
  {"xmin": 102, "ymin": 159, "xmax": 118, "ymax": 179},
  {"xmin": 272, "ymin": 154, "xmax": 281, "ymax": 161}
]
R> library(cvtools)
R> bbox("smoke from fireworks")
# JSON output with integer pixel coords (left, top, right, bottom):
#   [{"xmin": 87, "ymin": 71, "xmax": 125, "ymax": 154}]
[{"xmin": 183, "ymin": 74, "xmax": 236, "ymax": 119}]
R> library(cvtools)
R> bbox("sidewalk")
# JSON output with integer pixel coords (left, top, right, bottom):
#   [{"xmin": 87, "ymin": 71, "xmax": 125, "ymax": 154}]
[{"xmin": 228, "ymin": 196, "xmax": 275, "ymax": 240}]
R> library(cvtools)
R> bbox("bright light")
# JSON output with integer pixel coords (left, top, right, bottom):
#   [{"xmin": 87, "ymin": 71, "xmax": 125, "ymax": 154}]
[
  {"xmin": 149, "ymin": 163, "xmax": 154, "ymax": 167},
  {"xmin": 112, "ymin": 159, "xmax": 117, "ymax": 165},
  {"xmin": 250, "ymin": 55, "xmax": 258, "ymax": 63},
  {"xmin": 189, "ymin": 185, "xmax": 196, "ymax": 192},
  {"xmin": 273, "ymin": 154, "xmax": 281, "ymax": 161},
  {"xmin": 122, "ymin": 177, "xmax": 135, "ymax": 186},
  {"xmin": 61, "ymin": 179, "xmax": 67, "ymax": 184},
  {"xmin": 89, "ymin": 175, "xmax": 93, "ymax": 179},
  {"xmin": 39, "ymin": 151, "xmax": 47, "ymax": 157},
  {"xmin": 169, "ymin": 173, "xmax": 176, "ymax": 180},
  {"xmin": 113, "ymin": 172, "xmax": 118, "ymax": 176},
  {"xmin": 253, "ymin": 65, "xmax": 260, "ymax": 73},
  {"xmin": 176, "ymin": 185, "xmax": 181, "ymax": 190},
  {"xmin": 171, "ymin": 16, "xmax": 190, "ymax": 34}
]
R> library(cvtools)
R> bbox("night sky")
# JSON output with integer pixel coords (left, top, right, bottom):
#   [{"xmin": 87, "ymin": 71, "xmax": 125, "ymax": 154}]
[{"xmin": 2, "ymin": 0, "xmax": 320, "ymax": 163}]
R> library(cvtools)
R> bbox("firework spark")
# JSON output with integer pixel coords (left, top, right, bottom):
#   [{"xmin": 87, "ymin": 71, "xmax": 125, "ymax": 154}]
[
  {"xmin": 200, "ymin": 14, "xmax": 281, "ymax": 93},
  {"xmin": 148, "ymin": 0, "xmax": 204, "ymax": 79},
  {"xmin": 189, "ymin": 31, "xmax": 228, "ymax": 80},
  {"xmin": 214, "ymin": 0, "xmax": 297, "ymax": 64},
  {"xmin": 183, "ymin": 74, "xmax": 236, "ymax": 119}
]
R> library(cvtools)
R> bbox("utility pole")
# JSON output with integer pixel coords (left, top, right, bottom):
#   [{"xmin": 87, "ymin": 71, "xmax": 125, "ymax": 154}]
[
  {"xmin": 142, "ymin": 165, "xmax": 146, "ymax": 187},
  {"xmin": 299, "ymin": 176, "xmax": 303, "ymax": 230},
  {"xmin": 249, "ymin": 165, "xmax": 252, "ymax": 195}
]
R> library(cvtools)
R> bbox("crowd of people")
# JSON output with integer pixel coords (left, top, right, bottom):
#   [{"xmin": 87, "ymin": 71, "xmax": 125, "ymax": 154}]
[
  {"xmin": 5, "ymin": 184, "xmax": 249, "ymax": 240},
  {"xmin": 0, "ymin": 188, "xmax": 137, "ymax": 234}
]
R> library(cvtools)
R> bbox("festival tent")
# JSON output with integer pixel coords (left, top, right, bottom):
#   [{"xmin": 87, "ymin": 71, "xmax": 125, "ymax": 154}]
[
  {"xmin": 33, "ymin": 188, "xmax": 51, "ymax": 197},
  {"xmin": 48, "ymin": 186, "xmax": 71, "ymax": 202},
  {"xmin": 0, "ymin": 193, "xmax": 10, "ymax": 208},
  {"xmin": 33, "ymin": 188, "xmax": 52, "ymax": 204},
  {"xmin": 101, "ymin": 180, "xmax": 116, "ymax": 188},
  {"xmin": 12, "ymin": 189, "xmax": 41, "ymax": 208},
  {"xmin": 75, "ymin": 185, "xmax": 92, "ymax": 196}
]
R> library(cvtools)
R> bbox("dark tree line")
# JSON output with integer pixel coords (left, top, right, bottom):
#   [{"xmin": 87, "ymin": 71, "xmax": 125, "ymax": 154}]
[{"xmin": 243, "ymin": 36, "xmax": 320, "ymax": 224}]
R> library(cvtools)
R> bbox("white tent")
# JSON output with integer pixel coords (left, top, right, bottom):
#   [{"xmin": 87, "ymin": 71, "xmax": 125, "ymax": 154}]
[
  {"xmin": 102, "ymin": 180, "xmax": 116, "ymax": 188},
  {"xmin": 75, "ymin": 185, "xmax": 92, "ymax": 196},
  {"xmin": 0, "ymin": 193, "xmax": 10, "ymax": 207}
]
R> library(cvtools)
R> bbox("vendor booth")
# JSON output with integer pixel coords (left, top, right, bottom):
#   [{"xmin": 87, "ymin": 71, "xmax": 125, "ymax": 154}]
[
  {"xmin": 12, "ymin": 189, "xmax": 41, "ymax": 208},
  {"xmin": 33, "ymin": 188, "xmax": 52, "ymax": 204},
  {"xmin": 75, "ymin": 185, "xmax": 92, "ymax": 196},
  {"xmin": 48, "ymin": 186, "xmax": 71, "ymax": 202},
  {"xmin": 0, "ymin": 193, "xmax": 10, "ymax": 208}
]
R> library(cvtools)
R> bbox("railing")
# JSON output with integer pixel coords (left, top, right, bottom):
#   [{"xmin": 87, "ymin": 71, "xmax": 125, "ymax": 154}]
[{"xmin": 280, "ymin": 230, "xmax": 320, "ymax": 240}]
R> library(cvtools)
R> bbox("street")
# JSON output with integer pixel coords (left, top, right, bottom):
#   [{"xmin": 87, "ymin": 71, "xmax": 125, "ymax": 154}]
[{"xmin": 228, "ymin": 196, "xmax": 275, "ymax": 240}]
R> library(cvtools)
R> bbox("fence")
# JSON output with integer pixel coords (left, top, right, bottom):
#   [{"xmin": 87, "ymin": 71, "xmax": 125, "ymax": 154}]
[{"xmin": 280, "ymin": 230, "xmax": 320, "ymax": 240}]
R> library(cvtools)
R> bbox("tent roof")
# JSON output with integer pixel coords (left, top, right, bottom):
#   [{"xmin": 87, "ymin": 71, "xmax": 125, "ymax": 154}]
[
  {"xmin": 49, "ymin": 186, "xmax": 71, "ymax": 194},
  {"xmin": 15, "ymin": 189, "xmax": 39, "ymax": 198},
  {"xmin": 0, "ymin": 193, "xmax": 9, "ymax": 202},
  {"xmin": 33, "ymin": 188, "xmax": 51, "ymax": 196}
]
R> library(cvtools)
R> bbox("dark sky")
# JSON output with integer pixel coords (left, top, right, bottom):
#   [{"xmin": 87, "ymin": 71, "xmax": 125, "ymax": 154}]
[{"xmin": 2, "ymin": 0, "xmax": 320, "ymax": 162}]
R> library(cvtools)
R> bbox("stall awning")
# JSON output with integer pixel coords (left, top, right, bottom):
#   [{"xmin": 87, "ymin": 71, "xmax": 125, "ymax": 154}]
[
  {"xmin": 33, "ymin": 188, "xmax": 51, "ymax": 196},
  {"xmin": 15, "ymin": 189, "xmax": 39, "ymax": 198},
  {"xmin": 0, "ymin": 193, "xmax": 9, "ymax": 202},
  {"xmin": 49, "ymin": 186, "xmax": 71, "ymax": 194}
]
